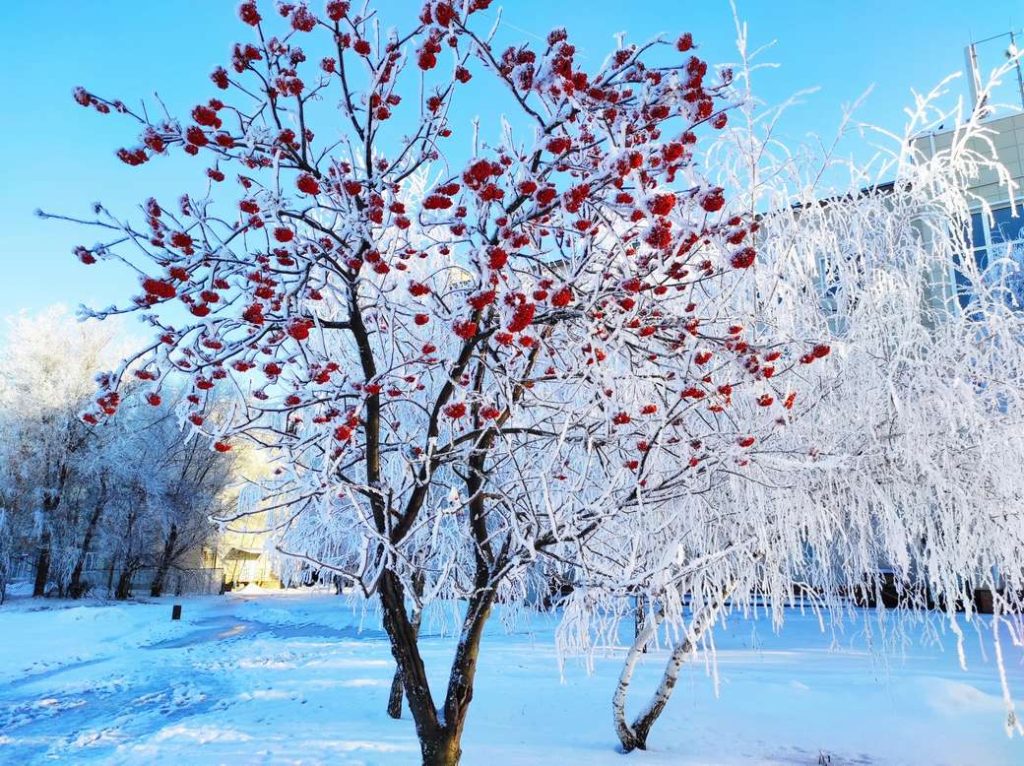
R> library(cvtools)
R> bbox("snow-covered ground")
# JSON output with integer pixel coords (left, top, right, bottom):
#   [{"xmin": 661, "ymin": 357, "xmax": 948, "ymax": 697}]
[{"xmin": 1, "ymin": 589, "xmax": 1022, "ymax": 765}]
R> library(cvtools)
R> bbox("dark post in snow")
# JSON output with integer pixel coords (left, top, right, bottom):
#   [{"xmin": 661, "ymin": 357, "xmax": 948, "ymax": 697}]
[{"xmin": 171, "ymin": 604, "xmax": 182, "ymax": 621}]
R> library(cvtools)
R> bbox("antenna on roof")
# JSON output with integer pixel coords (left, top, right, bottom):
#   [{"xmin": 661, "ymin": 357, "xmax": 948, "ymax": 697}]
[
  {"xmin": 965, "ymin": 30, "xmax": 1024, "ymax": 117},
  {"xmin": 1008, "ymin": 30, "xmax": 1024, "ymax": 111}
]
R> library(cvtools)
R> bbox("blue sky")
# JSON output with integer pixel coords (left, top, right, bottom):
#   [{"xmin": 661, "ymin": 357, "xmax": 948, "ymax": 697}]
[{"xmin": 0, "ymin": 0, "xmax": 1020, "ymax": 326}]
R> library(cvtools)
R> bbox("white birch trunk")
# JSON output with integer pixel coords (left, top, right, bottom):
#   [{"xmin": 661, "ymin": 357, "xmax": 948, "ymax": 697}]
[
  {"xmin": 614, "ymin": 583, "xmax": 737, "ymax": 751},
  {"xmin": 612, "ymin": 602, "xmax": 663, "ymax": 751}
]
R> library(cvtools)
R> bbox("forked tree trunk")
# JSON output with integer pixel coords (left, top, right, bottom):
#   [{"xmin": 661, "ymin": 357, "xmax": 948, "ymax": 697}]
[
  {"xmin": 613, "ymin": 600, "xmax": 664, "ymax": 751},
  {"xmin": 613, "ymin": 587, "xmax": 735, "ymax": 752},
  {"xmin": 378, "ymin": 570, "xmax": 446, "ymax": 755},
  {"xmin": 420, "ymin": 731, "xmax": 464, "ymax": 766},
  {"xmin": 378, "ymin": 568, "xmax": 496, "ymax": 766},
  {"xmin": 424, "ymin": 587, "xmax": 494, "ymax": 765},
  {"xmin": 388, "ymin": 570, "xmax": 426, "ymax": 719}
]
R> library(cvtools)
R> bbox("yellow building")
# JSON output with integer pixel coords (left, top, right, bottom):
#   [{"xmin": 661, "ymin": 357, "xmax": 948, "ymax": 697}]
[{"xmin": 214, "ymin": 448, "xmax": 283, "ymax": 590}]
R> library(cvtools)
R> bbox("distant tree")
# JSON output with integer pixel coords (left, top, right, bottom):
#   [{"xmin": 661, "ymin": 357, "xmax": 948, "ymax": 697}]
[
  {"xmin": 71, "ymin": 392, "xmax": 234, "ymax": 601},
  {"xmin": 142, "ymin": 410, "xmax": 231, "ymax": 598},
  {"xmin": 0, "ymin": 308, "xmax": 234, "ymax": 601},
  {"xmin": 0, "ymin": 308, "xmax": 124, "ymax": 597},
  {"xmin": 66, "ymin": 469, "xmax": 108, "ymax": 599},
  {"xmin": 0, "ymin": 509, "xmax": 11, "ymax": 605}
]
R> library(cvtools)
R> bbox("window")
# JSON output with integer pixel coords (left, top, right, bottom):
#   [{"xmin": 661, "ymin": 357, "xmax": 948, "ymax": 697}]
[
  {"xmin": 957, "ymin": 205, "xmax": 1024, "ymax": 311},
  {"xmin": 990, "ymin": 206, "xmax": 1024, "ymax": 248}
]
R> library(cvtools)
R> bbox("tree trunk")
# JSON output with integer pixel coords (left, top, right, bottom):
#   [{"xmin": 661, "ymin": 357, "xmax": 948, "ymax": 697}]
[
  {"xmin": 33, "ymin": 470, "xmax": 68, "ymax": 598},
  {"xmin": 32, "ymin": 540, "xmax": 51, "ymax": 598},
  {"xmin": 634, "ymin": 593, "xmax": 651, "ymax": 653},
  {"xmin": 414, "ymin": 588, "xmax": 495, "ymax": 765},
  {"xmin": 433, "ymin": 587, "xmax": 495, "ymax": 764},
  {"xmin": 33, "ymin": 491, "xmax": 60, "ymax": 597},
  {"xmin": 378, "ymin": 568, "xmax": 496, "ymax": 766},
  {"xmin": 0, "ymin": 510, "xmax": 9, "ymax": 605},
  {"xmin": 105, "ymin": 556, "xmax": 116, "ymax": 597},
  {"xmin": 115, "ymin": 562, "xmax": 135, "ymax": 601},
  {"xmin": 614, "ymin": 586, "xmax": 735, "ymax": 752},
  {"xmin": 150, "ymin": 524, "xmax": 179, "ymax": 597},
  {"xmin": 114, "ymin": 503, "xmax": 140, "ymax": 601},
  {"xmin": 614, "ymin": 601, "xmax": 663, "ymax": 751},
  {"xmin": 388, "ymin": 571, "xmax": 425, "ymax": 719},
  {"xmin": 69, "ymin": 482, "xmax": 107, "ymax": 599},
  {"xmin": 420, "ymin": 731, "xmax": 464, "ymax": 766},
  {"xmin": 378, "ymin": 570, "xmax": 445, "ymax": 753},
  {"xmin": 387, "ymin": 646, "xmax": 409, "ymax": 719}
]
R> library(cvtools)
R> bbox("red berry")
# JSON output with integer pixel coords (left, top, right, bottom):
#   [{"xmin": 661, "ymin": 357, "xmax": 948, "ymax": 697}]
[
  {"xmin": 296, "ymin": 174, "xmax": 320, "ymax": 195},
  {"xmin": 550, "ymin": 286, "xmax": 573, "ymax": 308}
]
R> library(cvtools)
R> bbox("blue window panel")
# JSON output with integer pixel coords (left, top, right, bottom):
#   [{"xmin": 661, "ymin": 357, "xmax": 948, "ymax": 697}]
[
  {"xmin": 956, "ymin": 207, "xmax": 1024, "ymax": 313},
  {"xmin": 990, "ymin": 206, "xmax": 1024, "ymax": 245},
  {"xmin": 970, "ymin": 211, "xmax": 986, "ymax": 248}
]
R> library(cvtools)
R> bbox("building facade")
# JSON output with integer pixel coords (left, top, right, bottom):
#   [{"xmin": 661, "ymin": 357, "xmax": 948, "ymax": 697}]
[{"xmin": 918, "ymin": 111, "xmax": 1024, "ymax": 310}]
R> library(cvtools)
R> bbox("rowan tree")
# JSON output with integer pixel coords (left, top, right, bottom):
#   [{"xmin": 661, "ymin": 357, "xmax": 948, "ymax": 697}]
[{"xmin": 54, "ymin": 3, "xmax": 810, "ymax": 762}]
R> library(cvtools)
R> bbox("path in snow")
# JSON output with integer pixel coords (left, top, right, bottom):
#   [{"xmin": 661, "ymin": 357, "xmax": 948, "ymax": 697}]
[{"xmin": 0, "ymin": 590, "xmax": 1022, "ymax": 765}]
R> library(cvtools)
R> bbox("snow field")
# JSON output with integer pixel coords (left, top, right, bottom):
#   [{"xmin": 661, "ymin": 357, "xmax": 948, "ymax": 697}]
[{"xmin": 1, "ymin": 590, "xmax": 1023, "ymax": 765}]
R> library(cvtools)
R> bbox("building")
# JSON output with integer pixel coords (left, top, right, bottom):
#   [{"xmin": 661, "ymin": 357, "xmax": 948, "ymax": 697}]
[
  {"xmin": 914, "ymin": 110, "xmax": 1024, "ymax": 311},
  {"xmin": 216, "ymin": 518, "xmax": 283, "ymax": 589},
  {"xmin": 912, "ymin": 31, "xmax": 1024, "ymax": 311},
  {"xmin": 213, "ymin": 468, "xmax": 284, "ymax": 590}
]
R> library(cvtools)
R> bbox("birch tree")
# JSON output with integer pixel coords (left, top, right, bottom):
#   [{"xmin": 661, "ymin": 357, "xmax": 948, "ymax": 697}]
[{"xmin": 581, "ymin": 57, "xmax": 1024, "ymax": 751}]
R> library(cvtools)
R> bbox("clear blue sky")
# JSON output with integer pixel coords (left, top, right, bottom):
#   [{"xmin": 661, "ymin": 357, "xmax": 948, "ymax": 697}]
[{"xmin": 0, "ymin": 0, "xmax": 1020, "ymax": 324}]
